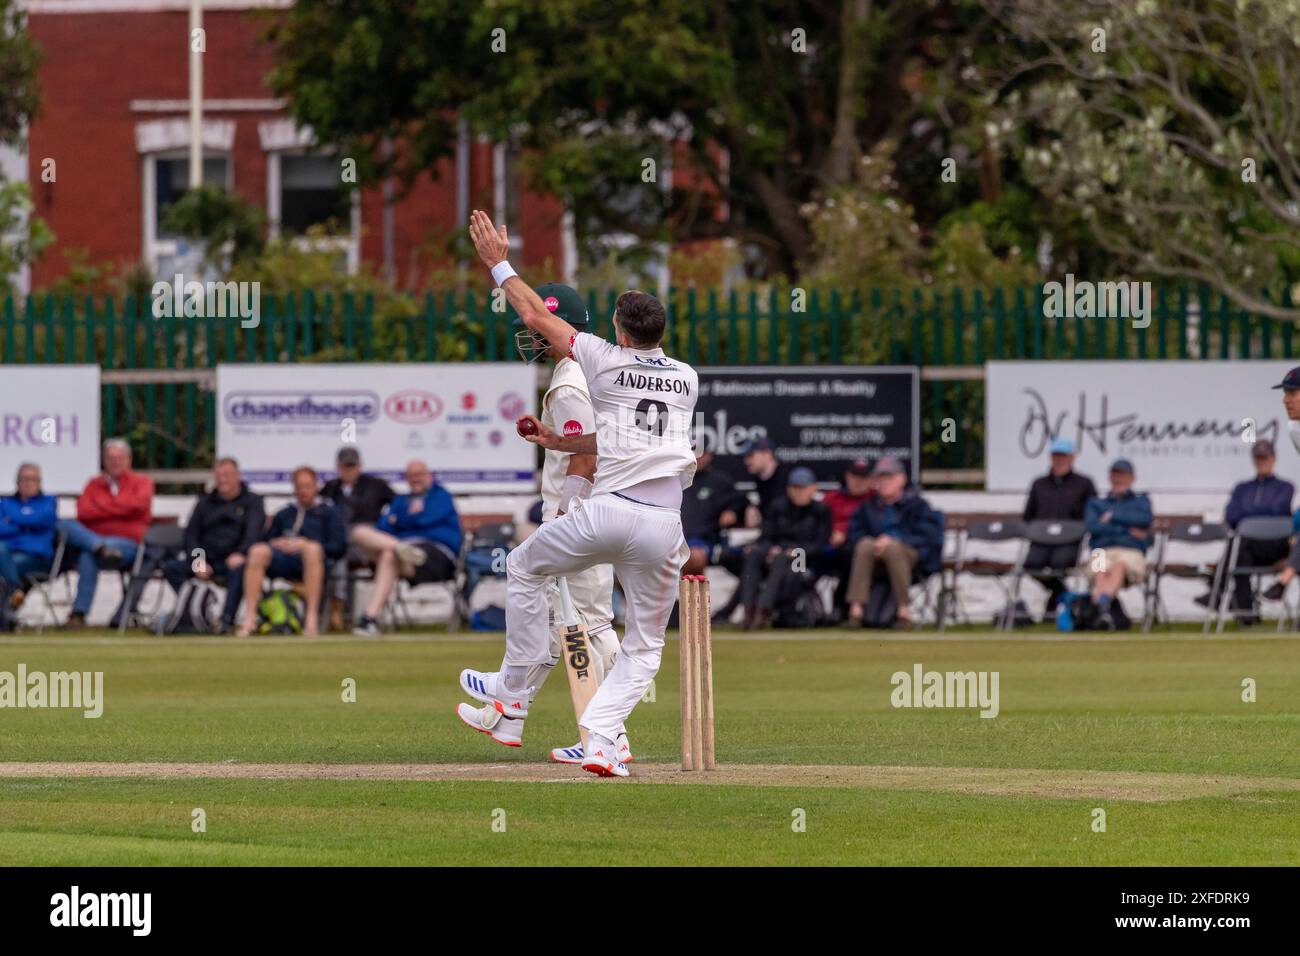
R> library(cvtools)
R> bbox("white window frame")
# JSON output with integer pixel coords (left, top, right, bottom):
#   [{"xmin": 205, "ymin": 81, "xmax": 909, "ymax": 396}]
[
  {"xmin": 265, "ymin": 133, "xmax": 361, "ymax": 273},
  {"xmin": 493, "ymin": 142, "xmax": 525, "ymax": 255},
  {"xmin": 141, "ymin": 149, "xmax": 233, "ymax": 272}
]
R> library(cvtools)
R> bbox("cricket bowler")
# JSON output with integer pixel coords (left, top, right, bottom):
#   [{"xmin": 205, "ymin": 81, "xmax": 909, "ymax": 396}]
[
  {"xmin": 455, "ymin": 282, "xmax": 630, "ymax": 764},
  {"xmin": 456, "ymin": 210, "xmax": 697, "ymax": 777}
]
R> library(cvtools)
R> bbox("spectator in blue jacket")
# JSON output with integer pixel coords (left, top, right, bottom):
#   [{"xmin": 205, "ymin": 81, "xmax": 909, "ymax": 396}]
[
  {"xmin": 1196, "ymin": 440, "xmax": 1293, "ymax": 617},
  {"xmin": 351, "ymin": 459, "xmax": 461, "ymax": 636},
  {"xmin": 842, "ymin": 458, "xmax": 943, "ymax": 629},
  {"xmin": 1084, "ymin": 459, "xmax": 1154, "ymax": 615},
  {"xmin": 0, "ymin": 463, "xmax": 58, "ymax": 612},
  {"xmin": 235, "ymin": 466, "xmax": 345, "ymax": 637}
]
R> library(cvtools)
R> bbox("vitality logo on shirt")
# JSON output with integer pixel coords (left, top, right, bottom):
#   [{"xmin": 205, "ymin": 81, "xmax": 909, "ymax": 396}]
[{"xmin": 563, "ymin": 419, "xmax": 584, "ymax": 436}]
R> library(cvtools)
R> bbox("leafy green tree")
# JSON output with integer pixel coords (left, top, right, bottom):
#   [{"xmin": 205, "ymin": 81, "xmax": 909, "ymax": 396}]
[{"xmin": 266, "ymin": 0, "xmax": 1004, "ymax": 277}]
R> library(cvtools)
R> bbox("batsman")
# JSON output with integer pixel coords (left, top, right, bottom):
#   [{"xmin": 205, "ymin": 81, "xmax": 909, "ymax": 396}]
[{"xmin": 455, "ymin": 281, "xmax": 631, "ymax": 765}]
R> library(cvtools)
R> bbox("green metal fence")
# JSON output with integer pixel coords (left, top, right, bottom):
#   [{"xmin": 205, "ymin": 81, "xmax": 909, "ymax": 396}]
[{"xmin": 1, "ymin": 286, "xmax": 1294, "ymax": 480}]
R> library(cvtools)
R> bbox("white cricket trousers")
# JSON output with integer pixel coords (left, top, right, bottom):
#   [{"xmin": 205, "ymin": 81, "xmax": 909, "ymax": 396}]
[{"xmin": 505, "ymin": 492, "xmax": 688, "ymax": 739}]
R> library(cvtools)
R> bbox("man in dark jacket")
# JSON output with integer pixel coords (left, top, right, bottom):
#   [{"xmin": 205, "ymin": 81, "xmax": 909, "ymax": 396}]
[
  {"xmin": 1022, "ymin": 437, "xmax": 1097, "ymax": 611},
  {"xmin": 680, "ymin": 451, "xmax": 747, "ymax": 575},
  {"xmin": 1196, "ymin": 439, "xmax": 1293, "ymax": 617},
  {"xmin": 321, "ymin": 446, "xmax": 395, "ymax": 627},
  {"xmin": 236, "ymin": 466, "xmax": 346, "ymax": 637},
  {"xmin": 735, "ymin": 467, "xmax": 831, "ymax": 629},
  {"xmin": 161, "ymin": 458, "xmax": 264, "ymax": 632},
  {"xmin": 1084, "ymin": 459, "xmax": 1153, "ymax": 617},
  {"xmin": 843, "ymin": 458, "xmax": 944, "ymax": 629}
]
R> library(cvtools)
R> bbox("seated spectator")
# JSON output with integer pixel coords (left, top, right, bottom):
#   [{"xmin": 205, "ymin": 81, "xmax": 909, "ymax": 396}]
[
  {"xmin": 820, "ymin": 458, "xmax": 876, "ymax": 618},
  {"xmin": 159, "ymin": 458, "xmax": 265, "ymax": 633},
  {"xmin": 741, "ymin": 437, "xmax": 788, "ymax": 528},
  {"xmin": 56, "ymin": 438, "xmax": 154, "ymax": 629},
  {"xmin": 843, "ymin": 458, "xmax": 943, "ymax": 630},
  {"xmin": 237, "ymin": 466, "xmax": 345, "ymax": 637},
  {"xmin": 681, "ymin": 450, "xmax": 746, "ymax": 575},
  {"xmin": 1022, "ymin": 437, "xmax": 1097, "ymax": 613},
  {"xmin": 351, "ymin": 459, "xmax": 461, "ymax": 636},
  {"xmin": 735, "ymin": 467, "xmax": 830, "ymax": 630},
  {"xmin": 0, "ymin": 463, "xmax": 58, "ymax": 613},
  {"xmin": 1084, "ymin": 459, "xmax": 1153, "ymax": 621},
  {"xmin": 321, "ymin": 446, "xmax": 395, "ymax": 629},
  {"xmin": 1193, "ymin": 440, "xmax": 1292, "ymax": 620}
]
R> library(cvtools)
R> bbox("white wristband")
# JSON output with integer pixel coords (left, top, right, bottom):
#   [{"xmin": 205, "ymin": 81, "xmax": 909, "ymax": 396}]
[{"xmin": 491, "ymin": 261, "xmax": 517, "ymax": 287}]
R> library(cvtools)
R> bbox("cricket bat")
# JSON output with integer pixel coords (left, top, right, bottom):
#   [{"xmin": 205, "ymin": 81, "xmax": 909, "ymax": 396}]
[{"xmin": 556, "ymin": 577, "xmax": 598, "ymax": 752}]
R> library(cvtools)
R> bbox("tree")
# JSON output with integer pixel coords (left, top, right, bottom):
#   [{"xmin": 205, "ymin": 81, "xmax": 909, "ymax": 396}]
[
  {"xmin": 987, "ymin": 0, "xmax": 1300, "ymax": 319},
  {"xmin": 0, "ymin": 0, "xmax": 40, "ymax": 147},
  {"xmin": 266, "ymin": 0, "xmax": 1001, "ymax": 277}
]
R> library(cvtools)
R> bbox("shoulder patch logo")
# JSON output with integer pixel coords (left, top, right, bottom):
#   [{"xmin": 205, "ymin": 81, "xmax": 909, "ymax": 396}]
[{"xmin": 562, "ymin": 419, "xmax": 584, "ymax": 437}]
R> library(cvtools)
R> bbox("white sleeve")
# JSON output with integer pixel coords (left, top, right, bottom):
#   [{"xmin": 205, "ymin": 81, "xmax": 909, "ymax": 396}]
[
  {"xmin": 547, "ymin": 385, "xmax": 596, "ymax": 440},
  {"xmin": 568, "ymin": 331, "xmax": 617, "ymax": 377},
  {"xmin": 1289, "ymin": 420, "xmax": 1300, "ymax": 455}
]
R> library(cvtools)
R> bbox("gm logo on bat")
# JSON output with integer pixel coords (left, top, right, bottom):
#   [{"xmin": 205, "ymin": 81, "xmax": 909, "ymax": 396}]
[{"xmin": 565, "ymin": 631, "xmax": 590, "ymax": 677}]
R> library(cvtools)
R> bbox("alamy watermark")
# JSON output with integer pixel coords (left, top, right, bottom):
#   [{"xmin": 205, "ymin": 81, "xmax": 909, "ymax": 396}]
[
  {"xmin": 1042, "ymin": 274, "xmax": 1152, "ymax": 329},
  {"xmin": 151, "ymin": 274, "xmax": 261, "ymax": 328},
  {"xmin": 890, "ymin": 663, "xmax": 999, "ymax": 718},
  {"xmin": 0, "ymin": 664, "xmax": 103, "ymax": 718}
]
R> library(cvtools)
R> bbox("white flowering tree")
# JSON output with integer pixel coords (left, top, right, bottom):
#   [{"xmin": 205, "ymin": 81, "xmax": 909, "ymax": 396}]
[{"xmin": 988, "ymin": 0, "xmax": 1300, "ymax": 318}]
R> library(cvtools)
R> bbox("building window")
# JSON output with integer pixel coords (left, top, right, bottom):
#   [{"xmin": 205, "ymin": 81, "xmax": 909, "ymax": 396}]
[
  {"xmin": 266, "ymin": 149, "xmax": 359, "ymax": 274},
  {"xmin": 278, "ymin": 153, "xmax": 350, "ymax": 235},
  {"xmin": 154, "ymin": 156, "xmax": 230, "ymax": 240},
  {"xmin": 143, "ymin": 152, "xmax": 232, "ymax": 277}
]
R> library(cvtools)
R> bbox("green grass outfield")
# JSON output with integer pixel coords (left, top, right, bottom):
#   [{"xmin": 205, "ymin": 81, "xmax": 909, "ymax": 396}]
[{"xmin": 0, "ymin": 630, "xmax": 1297, "ymax": 865}]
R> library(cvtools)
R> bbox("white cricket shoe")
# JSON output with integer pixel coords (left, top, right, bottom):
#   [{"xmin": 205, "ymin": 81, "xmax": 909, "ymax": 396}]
[
  {"xmin": 550, "ymin": 742, "xmax": 584, "ymax": 764},
  {"xmin": 549, "ymin": 732, "xmax": 633, "ymax": 765},
  {"xmin": 581, "ymin": 732, "xmax": 629, "ymax": 778},
  {"xmin": 458, "ymin": 667, "xmax": 533, "ymax": 719},
  {"xmin": 455, "ymin": 702, "xmax": 524, "ymax": 748}
]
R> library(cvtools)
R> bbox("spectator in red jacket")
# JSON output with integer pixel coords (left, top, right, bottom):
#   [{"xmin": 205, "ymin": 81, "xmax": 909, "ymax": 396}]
[
  {"xmin": 820, "ymin": 458, "xmax": 876, "ymax": 619},
  {"xmin": 56, "ymin": 438, "xmax": 155, "ymax": 628}
]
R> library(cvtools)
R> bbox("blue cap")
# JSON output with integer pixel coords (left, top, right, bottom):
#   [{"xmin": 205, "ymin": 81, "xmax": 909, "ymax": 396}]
[
  {"xmin": 1272, "ymin": 367, "xmax": 1300, "ymax": 390},
  {"xmin": 742, "ymin": 437, "xmax": 773, "ymax": 455},
  {"xmin": 1110, "ymin": 458, "xmax": 1135, "ymax": 474},
  {"xmin": 788, "ymin": 467, "xmax": 817, "ymax": 487},
  {"xmin": 1049, "ymin": 437, "xmax": 1075, "ymax": 455}
]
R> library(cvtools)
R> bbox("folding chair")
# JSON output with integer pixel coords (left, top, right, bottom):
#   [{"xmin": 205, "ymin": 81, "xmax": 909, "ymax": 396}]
[
  {"xmin": 19, "ymin": 528, "xmax": 67, "ymax": 634},
  {"xmin": 1006, "ymin": 519, "xmax": 1087, "ymax": 630},
  {"xmin": 1143, "ymin": 521, "xmax": 1227, "ymax": 633},
  {"xmin": 945, "ymin": 518, "xmax": 1027, "ymax": 630},
  {"xmin": 119, "ymin": 523, "xmax": 186, "ymax": 634},
  {"xmin": 1216, "ymin": 515, "xmax": 1295, "ymax": 633}
]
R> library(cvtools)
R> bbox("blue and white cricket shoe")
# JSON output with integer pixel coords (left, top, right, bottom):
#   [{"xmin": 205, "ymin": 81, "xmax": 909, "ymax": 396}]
[
  {"xmin": 458, "ymin": 667, "xmax": 532, "ymax": 719},
  {"xmin": 550, "ymin": 732, "xmax": 634, "ymax": 765}
]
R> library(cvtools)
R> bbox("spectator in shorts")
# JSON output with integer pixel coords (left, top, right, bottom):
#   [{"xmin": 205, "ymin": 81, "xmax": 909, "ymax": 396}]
[
  {"xmin": 1022, "ymin": 437, "xmax": 1097, "ymax": 613},
  {"xmin": 843, "ymin": 457, "xmax": 944, "ymax": 630},
  {"xmin": 820, "ymin": 458, "xmax": 876, "ymax": 618},
  {"xmin": 680, "ymin": 450, "xmax": 746, "ymax": 575},
  {"xmin": 321, "ymin": 447, "xmax": 395, "ymax": 628},
  {"xmin": 351, "ymin": 459, "xmax": 461, "ymax": 636},
  {"xmin": 1084, "ymin": 459, "xmax": 1153, "ymax": 621},
  {"xmin": 0, "ymin": 463, "xmax": 57, "ymax": 614},
  {"xmin": 236, "ymin": 466, "xmax": 345, "ymax": 637},
  {"xmin": 735, "ymin": 467, "xmax": 831, "ymax": 630},
  {"xmin": 161, "ymin": 458, "xmax": 265, "ymax": 633},
  {"xmin": 58, "ymin": 438, "xmax": 154, "ymax": 628}
]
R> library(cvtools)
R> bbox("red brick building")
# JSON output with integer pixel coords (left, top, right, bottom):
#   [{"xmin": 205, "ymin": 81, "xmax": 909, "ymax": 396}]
[{"xmin": 17, "ymin": 0, "xmax": 568, "ymax": 290}]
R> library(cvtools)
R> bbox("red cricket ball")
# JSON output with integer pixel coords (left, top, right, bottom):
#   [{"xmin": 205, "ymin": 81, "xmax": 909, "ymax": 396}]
[{"xmin": 516, "ymin": 417, "xmax": 539, "ymax": 437}]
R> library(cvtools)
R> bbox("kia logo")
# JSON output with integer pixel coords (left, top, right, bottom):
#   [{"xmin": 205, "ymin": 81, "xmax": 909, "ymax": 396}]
[{"xmin": 385, "ymin": 390, "xmax": 443, "ymax": 424}]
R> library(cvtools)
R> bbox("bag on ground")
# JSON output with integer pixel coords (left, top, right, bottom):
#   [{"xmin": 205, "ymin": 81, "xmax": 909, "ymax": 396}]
[{"xmin": 256, "ymin": 589, "xmax": 304, "ymax": 635}]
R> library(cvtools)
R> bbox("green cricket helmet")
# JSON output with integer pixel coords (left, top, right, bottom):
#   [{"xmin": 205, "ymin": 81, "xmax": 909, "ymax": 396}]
[{"xmin": 514, "ymin": 283, "xmax": 589, "ymax": 364}]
